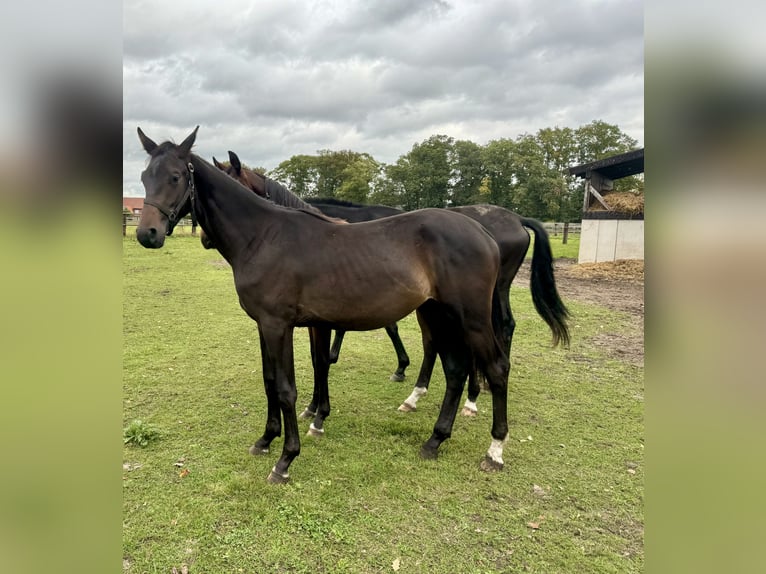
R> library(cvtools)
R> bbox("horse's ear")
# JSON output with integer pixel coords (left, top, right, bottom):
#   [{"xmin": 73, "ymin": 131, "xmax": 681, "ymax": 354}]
[
  {"xmin": 178, "ymin": 125, "xmax": 199, "ymax": 157},
  {"xmin": 137, "ymin": 127, "xmax": 157, "ymax": 154},
  {"xmin": 228, "ymin": 151, "xmax": 242, "ymax": 174},
  {"xmin": 213, "ymin": 156, "xmax": 224, "ymax": 170}
]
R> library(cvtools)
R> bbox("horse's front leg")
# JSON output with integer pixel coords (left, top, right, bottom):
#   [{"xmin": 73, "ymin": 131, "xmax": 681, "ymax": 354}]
[
  {"xmin": 299, "ymin": 328, "xmax": 321, "ymax": 420},
  {"xmin": 249, "ymin": 327, "xmax": 281, "ymax": 455},
  {"xmin": 461, "ymin": 366, "xmax": 481, "ymax": 417},
  {"xmin": 399, "ymin": 310, "xmax": 435, "ymax": 412},
  {"xmin": 259, "ymin": 322, "xmax": 300, "ymax": 484},
  {"xmin": 329, "ymin": 329, "xmax": 345, "ymax": 364},
  {"xmin": 306, "ymin": 326, "xmax": 332, "ymax": 437},
  {"xmin": 384, "ymin": 322, "xmax": 410, "ymax": 382}
]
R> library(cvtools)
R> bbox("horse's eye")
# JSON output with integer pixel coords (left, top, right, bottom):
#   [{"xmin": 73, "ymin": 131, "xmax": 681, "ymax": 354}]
[{"xmin": 171, "ymin": 174, "xmax": 180, "ymax": 184}]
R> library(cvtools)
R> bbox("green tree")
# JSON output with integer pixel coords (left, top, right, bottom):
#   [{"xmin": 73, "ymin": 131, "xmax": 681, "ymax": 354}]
[
  {"xmin": 410, "ymin": 135, "xmax": 454, "ymax": 208},
  {"xmin": 450, "ymin": 139, "xmax": 485, "ymax": 206},
  {"xmin": 386, "ymin": 135, "xmax": 454, "ymax": 210},
  {"xmin": 574, "ymin": 120, "xmax": 641, "ymax": 193},
  {"xmin": 481, "ymin": 138, "xmax": 517, "ymax": 208},
  {"xmin": 269, "ymin": 154, "xmax": 318, "ymax": 197},
  {"xmin": 380, "ymin": 161, "xmax": 411, "ymax": 209},
  {"xmin": 512, "ymin": 134, "xmax": 555, "ymax": 219},
  {"xmin": 574, "ymin": 119, "xmax": 637, "ymax": 163},
  {"xmin": 533, "ymin": 126, "xmax": 583, "ymax": 222},
  {"xmin": 315, "ymin": 150, "xmax": 360, "ymax": 198},
  {"xmin": 336, "ymin": 153, "xmax": 380, "ymax": 203}
]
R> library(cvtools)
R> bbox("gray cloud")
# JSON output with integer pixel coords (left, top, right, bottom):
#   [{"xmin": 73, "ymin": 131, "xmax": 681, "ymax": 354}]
[{"xmin": 124, "ymin": 0, "xmax": 643, "ymax": 196}]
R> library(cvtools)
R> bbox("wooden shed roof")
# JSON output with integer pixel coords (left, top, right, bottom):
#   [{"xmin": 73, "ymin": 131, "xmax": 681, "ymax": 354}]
[{"xmin": 568, "ymin": 148, "xmax": 644, "ymax": 180}]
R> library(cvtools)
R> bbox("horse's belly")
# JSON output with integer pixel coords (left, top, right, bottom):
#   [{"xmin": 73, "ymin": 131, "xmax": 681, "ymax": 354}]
[{"xmin": 303, "ymin": 290, "xmax": 425, "ymax": 331}]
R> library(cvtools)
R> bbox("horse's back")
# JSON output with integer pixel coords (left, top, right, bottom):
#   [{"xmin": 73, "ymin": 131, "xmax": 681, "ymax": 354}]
[{"xmin": 449, "ymin": 205, "xmax": 530, "ymax": 271}]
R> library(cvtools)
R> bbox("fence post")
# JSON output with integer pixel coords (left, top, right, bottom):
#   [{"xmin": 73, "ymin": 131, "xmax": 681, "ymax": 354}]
[
  {"xmin": 563, "ymin": 222, "xmax": 569, "ymax": 245},
  {"xmin": 123, "ymin": 212, "xmax": 127, "ymax": 236}
]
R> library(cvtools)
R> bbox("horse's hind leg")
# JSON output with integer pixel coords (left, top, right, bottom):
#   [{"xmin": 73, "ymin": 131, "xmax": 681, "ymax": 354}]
[
  {"xmin": 461, "ymin": 283, "xmax": 514, "ymax": 417},
  {"xmin": 399, "ymin": 310, "xmax": 436, "ymax": 412},
  {"xmin": 306, "ymin": 326, "xmax": 332, "ymax": 437},
  {"xmin": 416, "ymin": 303, "xmax": 471, "ymax": 459},
  {"xmin": 420, "ymin": 342, "xmax": 471, "ymax": 459},
  {"xmin": 465, "ymin": 323, "xmax": 511, "ymax": 472},
  {"xmin": 474, "ymin": 337, "xmax": 509, "ymax": 471},
  {"xmin": 384, "ymin": 323, "xmax": 410, "ymax": 381}
]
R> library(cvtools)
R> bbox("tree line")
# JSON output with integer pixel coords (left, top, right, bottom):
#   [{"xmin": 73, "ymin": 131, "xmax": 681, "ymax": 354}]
[{"xmin": 262, "ymin": 119, "xmax": 642, "ymax": 222}]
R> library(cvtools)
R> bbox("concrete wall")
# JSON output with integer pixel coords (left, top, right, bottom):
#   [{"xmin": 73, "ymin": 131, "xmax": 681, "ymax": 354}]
[{"xmin": 578, "ymin": 219, "xmax": 644, "ymax": 263}]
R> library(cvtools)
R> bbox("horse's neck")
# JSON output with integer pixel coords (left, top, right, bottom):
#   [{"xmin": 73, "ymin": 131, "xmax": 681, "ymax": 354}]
[{"xmin": 193, "ymin": 158, "xmax": 275, "ymax": 265}]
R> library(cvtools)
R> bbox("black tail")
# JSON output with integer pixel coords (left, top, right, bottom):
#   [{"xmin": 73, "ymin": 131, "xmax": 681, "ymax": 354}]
[{"xmin": 520, "ymin": 217, "xmax": 570, "ymax": 348}]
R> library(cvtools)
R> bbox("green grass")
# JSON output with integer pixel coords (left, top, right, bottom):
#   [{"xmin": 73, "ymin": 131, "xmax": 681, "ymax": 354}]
[
  {"xmin": 123, "ymin": 231, "xmax": 641, "ymax": 573},
  {"xmin": 531, "ymin": 231, "xmax": 580, "ymax": 260}
]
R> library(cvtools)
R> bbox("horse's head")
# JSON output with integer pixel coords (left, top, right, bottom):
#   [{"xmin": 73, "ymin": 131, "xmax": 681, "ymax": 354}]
[
  {"xmin": 136, "ymin": 126, "xmax": 199, "ymax": 248},
  {"xmin": 203, "ymin": 150, "xmax": 269, "ymax": 251},
  {"xmin": 212, "ymin": 151, "xmax": 269, "ymax": 198}
]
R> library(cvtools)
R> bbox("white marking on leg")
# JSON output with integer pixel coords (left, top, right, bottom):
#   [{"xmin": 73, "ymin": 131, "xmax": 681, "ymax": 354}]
[
  {"xmin": 463, "ymin": 399, "xmax": 478, "ymax": 413},
  {"xmin": 308, "ymin": 422, "xmax": 325, "ymax": 435},
  {"xmin": 400, "ymin": 386, "xmax": 427, "ymax": 410},
  {"xmin": 487, "ymin": 435, "xmax": 508, "ymax": 465}
]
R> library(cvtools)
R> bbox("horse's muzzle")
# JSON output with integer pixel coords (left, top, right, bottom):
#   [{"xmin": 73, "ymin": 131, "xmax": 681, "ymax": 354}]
[{"xmin": 136, "ymin": 226, "xmax": 166, "ymax": 249}]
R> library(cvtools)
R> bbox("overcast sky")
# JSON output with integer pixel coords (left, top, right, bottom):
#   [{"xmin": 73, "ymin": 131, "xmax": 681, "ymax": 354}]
[{"xmin": 123, "ymin": 0, "xmax": 643, "ymax": 197}]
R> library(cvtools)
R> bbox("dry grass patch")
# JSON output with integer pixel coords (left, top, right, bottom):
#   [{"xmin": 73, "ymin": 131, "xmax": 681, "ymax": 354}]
[{"xmin": 569, "ymin": 260, "xmax": 644, "ymax": 282}]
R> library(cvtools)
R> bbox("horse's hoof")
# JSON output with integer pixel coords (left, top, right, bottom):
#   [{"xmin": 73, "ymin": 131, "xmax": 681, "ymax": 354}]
[
  {"xmin": 249, "ymin": 445, "xmax": 270, "ymax": 456},
  {"xmin": 267, "ymin": 468, "xmax": 290, "ymax": 484},
  {"xmin": 389, "ymin": 373, "xmax": 406, "ymax": 382},
  {"xmin": 306, "ymin": 424, "xmax": 325, "ymax": 438},
  {"xmin": 479, "ymin": 454, "xmax": 504, "ymax": 472},
  {"xmin": 460, "ymin": 406, "xmax": 478, "ymax": 417},
  {"xmin": 398, "ymin": 402, "xmax": 416, "ymax": 412},
  {"xmin": 298, "ymin": 408, "xmax": 316, "ymax": 420},
  {"xmin": 419, "ymin": 445, "xmax": 438, "ymax": 460}
]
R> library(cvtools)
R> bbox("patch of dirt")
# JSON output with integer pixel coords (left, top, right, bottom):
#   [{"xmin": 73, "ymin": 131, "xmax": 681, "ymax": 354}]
[{"xmin": 514, "ymin": 258, "xmax": 644, "ymax": 366}]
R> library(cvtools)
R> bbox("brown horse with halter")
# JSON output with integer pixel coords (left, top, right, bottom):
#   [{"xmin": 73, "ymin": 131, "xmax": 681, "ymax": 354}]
[
  {"xmin": 214, "ymin": 151, "xmax": 570, "ymax": 419},
  {"xmin": 136, "ymin": 126, "xmax": 510, "ymax": 484}
]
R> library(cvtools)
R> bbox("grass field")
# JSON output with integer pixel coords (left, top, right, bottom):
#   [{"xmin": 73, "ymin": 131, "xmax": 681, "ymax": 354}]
[{"xmin": 123, "ymin": 231, "xmax": 641, "ymax": 573}]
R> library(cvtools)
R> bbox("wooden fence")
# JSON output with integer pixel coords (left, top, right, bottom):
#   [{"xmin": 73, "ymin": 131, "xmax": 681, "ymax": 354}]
[{"xmin": 123, "ymin": 214, "xmax": 197, "ymax": 236}]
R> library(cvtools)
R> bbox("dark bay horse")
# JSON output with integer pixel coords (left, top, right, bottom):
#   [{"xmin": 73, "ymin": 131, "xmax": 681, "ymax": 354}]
[
  {"xmin": 136, "ymin": 127, "xmax": 510, "ymax": 484},
  {"xmin": 307, "ymin": 199, "xmax": 571, "ymax": 414},
  {"xmin": 212, "ymin": 152, "xmax": 412, "ymax": 383},
  {"xmin": 216, "ymin": 154, "xmax": 570, "ymax": 418}
]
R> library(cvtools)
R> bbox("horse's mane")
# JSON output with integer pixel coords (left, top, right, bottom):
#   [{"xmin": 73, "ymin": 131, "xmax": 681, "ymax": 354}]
[
  {"xmin": 306, "ymin": 197, "xmax": 367, "ymax": 208},
  {"xmin": 264, "ymin": 178, "xmax": 315, "ymax": 211},
  {"xmin": 261, "ymin": 177, "xmax": 345, "ymax": 224}
]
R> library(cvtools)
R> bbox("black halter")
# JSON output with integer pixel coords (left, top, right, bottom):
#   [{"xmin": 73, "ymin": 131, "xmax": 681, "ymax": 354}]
[{"xmin": 143, "ymin": 162, "xmax": 196, "ymax": 235}]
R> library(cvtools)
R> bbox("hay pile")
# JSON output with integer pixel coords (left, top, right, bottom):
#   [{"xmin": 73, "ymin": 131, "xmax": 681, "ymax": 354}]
[
  {"xmin": 590, "ymin": 191, "xmax": 644, "ymax": 215},
  {"xmin": 568, "ymin": 259, "xmax": 644, "ymax": 282}
]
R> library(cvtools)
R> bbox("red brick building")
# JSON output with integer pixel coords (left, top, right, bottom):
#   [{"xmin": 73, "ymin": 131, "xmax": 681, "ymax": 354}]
[{"xmin": 123, "ymin": 197, "xmax": 144, "ymax": 215}]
